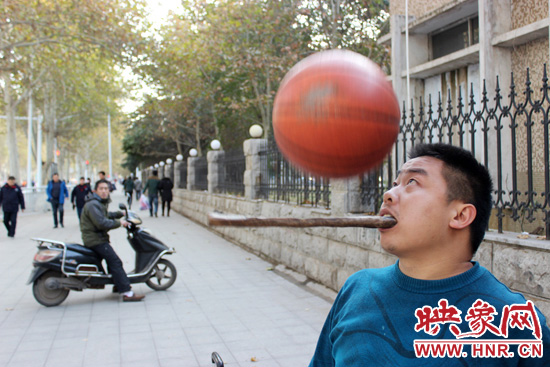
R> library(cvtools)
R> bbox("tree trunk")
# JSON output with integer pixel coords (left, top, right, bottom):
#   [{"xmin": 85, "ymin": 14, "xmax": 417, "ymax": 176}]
[
  {"xmin": 195, "ymin": 119, "xmax": 202, "ymax": 156},
  {"xmin": 2, "ymin": 70, "xmax": 21, "ymax": 180},
  {"xmin": 43, "ymin": 82, "xmax": 57, "ymax": 181}
]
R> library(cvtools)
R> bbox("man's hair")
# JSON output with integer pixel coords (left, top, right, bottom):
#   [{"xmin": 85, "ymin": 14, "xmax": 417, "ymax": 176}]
[
  {"xmin": 99, "ymin": 171, "xmax": 106, "ymax": 176},
  {"xmin": 8, "ymin": 176, "xmax": 15, "ymax": 180},
  {"xmin": 95, "ymin": 179, "xmax": 110, "ymax": 191},
  {"xmin": 52, "ymin": 173, "xmax": 59, "ymax": 177},
  {"xmin": 152, "ymin": 170, "xmax": 158, "ymax": 176},
  {"xmin": 80, "ymin": 177, "xmax": 85, "ymax": 180},
  {"xmin": 408, "ymin": 143, "xmax": 493, "ymax": 255}
]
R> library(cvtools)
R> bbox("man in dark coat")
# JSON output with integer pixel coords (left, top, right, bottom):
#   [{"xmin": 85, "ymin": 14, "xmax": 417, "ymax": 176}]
[
  {"xmin": 142, "ymin": 171, "xmax": 160, "ymax": 217},
  {"xmin": 0, "ymin": 176, "xmax": 25, "ymax": 238},
  {"xmin": 71, "ymin": 177, "xmax": 91, "ymax": 220},
  {"xmin": 80, "ymin": 179, "xmax": 144, "ymax": 302},
  {"xmin": 158, "ymin": 177, "xmax": 174, "ymax": 217},
  {"xmin": 123, "ymin": 176, "xmax": 135, "ymax": 209}
]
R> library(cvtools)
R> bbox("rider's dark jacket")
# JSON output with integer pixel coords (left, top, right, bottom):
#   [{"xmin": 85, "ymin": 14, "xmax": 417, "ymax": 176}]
[{"xmin": 80, "ymin": 193, "xmax": 123, "ymax": 248}]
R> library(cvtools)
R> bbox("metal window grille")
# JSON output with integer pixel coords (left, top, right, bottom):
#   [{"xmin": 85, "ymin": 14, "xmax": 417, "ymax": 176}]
[
  {"xmin": 361, "ymin": 65, "xmax": 550, "ymax": 239},
  {"xmin": 260, "ymin": 140, "xmax": 330, "ymax": 208}
]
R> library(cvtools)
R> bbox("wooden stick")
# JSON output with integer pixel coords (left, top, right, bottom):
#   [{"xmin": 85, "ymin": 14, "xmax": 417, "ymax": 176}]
[{"xmin": 207, "ymin": 212, "xmax": 396, "ymax": 228}]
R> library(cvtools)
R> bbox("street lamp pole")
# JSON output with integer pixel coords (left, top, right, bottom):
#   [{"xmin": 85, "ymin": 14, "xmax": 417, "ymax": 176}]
[
  {"xmin": 37, "ymin": 116, "xmax": 42, "ymax": 186},
  {"xmin": 27, "ymin": 92, "xmax": 33, "ymax": 186},
  {"xmin": 108, "ymin": 99, "xmax": 112, "ymax": 179}
]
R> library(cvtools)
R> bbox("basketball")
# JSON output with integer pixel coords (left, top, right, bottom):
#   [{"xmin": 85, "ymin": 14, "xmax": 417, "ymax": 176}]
[{"xmin": 272, "ymin": 49, "xmax": 400, "ymax": 178}]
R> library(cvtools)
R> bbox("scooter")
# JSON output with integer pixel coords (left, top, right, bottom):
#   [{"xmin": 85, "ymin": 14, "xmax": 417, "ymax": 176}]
[{"xmin": 27, "ymin": 204, "xmax": 177, "ymax": 307}]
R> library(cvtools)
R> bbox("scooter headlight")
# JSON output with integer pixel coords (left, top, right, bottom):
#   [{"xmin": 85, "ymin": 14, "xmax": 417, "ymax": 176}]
[{"xmin": 34, "ymin": 249, "xmax": 61, "ymax": 262}]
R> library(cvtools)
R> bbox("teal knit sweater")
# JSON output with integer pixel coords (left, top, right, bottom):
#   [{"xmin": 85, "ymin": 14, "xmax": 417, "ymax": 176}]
[{"xmin": 309, "ymin": 262, "xmax": 550, "ymax": 366}]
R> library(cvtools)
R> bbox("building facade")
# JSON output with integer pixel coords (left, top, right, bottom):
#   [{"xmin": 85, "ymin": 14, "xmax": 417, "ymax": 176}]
[{"xmin": 380, "ymin": 0, "xmax": 550, "ymax": 234}]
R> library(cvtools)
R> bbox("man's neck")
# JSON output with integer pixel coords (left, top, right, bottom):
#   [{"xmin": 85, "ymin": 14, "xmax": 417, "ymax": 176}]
[{"xmin": 398, "ymin": 257, "xmax": 473, "ymax": 280}]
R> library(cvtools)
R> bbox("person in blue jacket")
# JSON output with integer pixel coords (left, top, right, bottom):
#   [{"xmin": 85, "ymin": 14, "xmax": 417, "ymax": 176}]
[
  {"xmin": 0, "ymin": 176, "xmax": 25, "ymax": 237},
  {"xmin": 46, "ymin": 173, "xmax": 69, "ymax": 228},
  {"xmin": 309, "ymin": 143, "xmax": 550, "ymax": 366}
]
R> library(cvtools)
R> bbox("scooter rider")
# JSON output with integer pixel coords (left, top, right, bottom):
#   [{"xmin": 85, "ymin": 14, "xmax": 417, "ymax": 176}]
[{"xmin": 80, "ymin": 179, "xmax": 145, "ymax": 302}]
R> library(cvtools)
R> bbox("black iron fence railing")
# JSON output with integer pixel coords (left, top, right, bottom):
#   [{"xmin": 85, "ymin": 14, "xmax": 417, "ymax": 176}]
[
  {"xmin": 221, "ymin": 149, "xmax": 246, "ymax": 196},
  {"xmin": 361, "ymin": 66, "xmax": 550, "ymax": 239},
  {"xmin": 178, "ymin": 163, "xmax": 188, "ymax": 189},
  {"xmin": 260, "ymin": 140, "xmax": 331, "ymax": 208},
  {"xmin": 360, "ymin": 161, "xmax": 393, "ymax": 214},
  {"xmin": 195, "ymin": 157, "xmax": 208, "ymax": 191}
]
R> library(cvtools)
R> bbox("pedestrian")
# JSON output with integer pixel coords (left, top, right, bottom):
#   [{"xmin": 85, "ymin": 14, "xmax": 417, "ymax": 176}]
[
  {"xmin": 46, "ymin": 173, "xmax": 69, "ymax": 228},
  {"xmin": 123, "ymin": 176, "xmax": 135, "ymax": 209},
  {"xmin": 134, "ymin": 177, "xmax": 142, "ymax": 200},
  {"xmin": 158, "ymin": 176, "xmax": 173, "ymax": 217},
  {"xmin": 0, "ymin": 176, "xmax": 25, "ymax": 238},
  {"xmin": 142, "ymin": 170, "xmax": 160, "ymax": 217},
  {"xmin": 98, "ymin": 171, "xmax": 114, "ymax": 192},
  {"xmin": 71, "ymin": 177, "xmax": 91, "ymax": 220},
  {"xmin": 80, "ymin": 179, "xmax": 145, "ymax": 302},
  {"xmin": 309, "ymin": 143, "xmax": 550, "ymax": 366}
]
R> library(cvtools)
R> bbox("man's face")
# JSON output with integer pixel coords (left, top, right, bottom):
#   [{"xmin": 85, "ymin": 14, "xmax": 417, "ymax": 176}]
[
  {"xmin": 99, "ymin": 173, "xmax": 105, "ymax": 179},
  {"xmin": 80, "ymin": 178, "xmax": 85, "ymax": 185},
  {"xmin": 379, "ymin": 156, "xmax": 456, "ymax": 258},
  {"xmin": 96, "ymin": 183, "xmax": 110, "ymax": 199},
  {"xmin": 53, "ymin": 174, "xmax": 59, "ymax": 182},
  {"xmin": 8, "ymin": 178, "xmax": 15, "ymax": 186}
]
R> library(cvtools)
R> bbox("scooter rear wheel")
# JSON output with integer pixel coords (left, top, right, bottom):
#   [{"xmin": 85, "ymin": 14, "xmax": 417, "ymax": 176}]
[
  {"xmin": 33, "ymin": 270, "xmax": 70, "ymax": 307},
  {"xmin": 146, "ymin": 259, "xmax": 177, "ymax": 290}
]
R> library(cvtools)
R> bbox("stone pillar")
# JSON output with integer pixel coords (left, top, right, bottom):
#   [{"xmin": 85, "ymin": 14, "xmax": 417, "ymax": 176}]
[
  {"xmin": 187, "ymin": 157, "xmax": 199, "ymax": 190},
  {"xmin": 243, "ymin": 138, "xmax": 267, "ymax": 200},
  {"xmin": 174, "ymin": 160, "xmax": 186, "ymax": 189},
  {"xmin": 207, "ymin": 150, "xmax": 225, "ymax": 193},
  {"xmin": 158, "ymin": 165, "xmax": 165, "ymax": 179},
  {"xmin": 330, "ymin": 177, "xmax": 364, "ymax": 216}
]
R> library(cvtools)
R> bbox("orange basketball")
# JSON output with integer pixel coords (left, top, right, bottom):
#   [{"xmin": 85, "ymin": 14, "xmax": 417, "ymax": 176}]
[{"xmin": 272, "ymin": 49, "xmax": 400, "ymax": 178}]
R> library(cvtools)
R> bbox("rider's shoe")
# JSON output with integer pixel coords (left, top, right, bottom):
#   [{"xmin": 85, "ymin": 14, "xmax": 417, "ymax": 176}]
[{"xmin": 123, "ymin": 294, "xmax": 145, "ymax": 302}]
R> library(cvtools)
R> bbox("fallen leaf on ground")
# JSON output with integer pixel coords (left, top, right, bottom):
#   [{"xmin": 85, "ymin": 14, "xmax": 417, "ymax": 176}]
[
  {"xmin": 517, "ymin": 234, "xmax": 530, "ymax": 239},
  {"xmin": 251, "ymin": 357, "xmax": 257, "ymax": 362}
]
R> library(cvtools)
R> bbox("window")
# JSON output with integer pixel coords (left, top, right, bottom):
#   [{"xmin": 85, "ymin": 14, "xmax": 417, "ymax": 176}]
[{"xmin": 431, "ymin": 17, "xmax": 479, "ymax": 60}]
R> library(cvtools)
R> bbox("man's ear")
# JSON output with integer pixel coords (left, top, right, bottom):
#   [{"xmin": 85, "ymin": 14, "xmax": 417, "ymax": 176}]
[{"xmin": 449, "ymin": 203, "xmax": 477, "ymax": 230}]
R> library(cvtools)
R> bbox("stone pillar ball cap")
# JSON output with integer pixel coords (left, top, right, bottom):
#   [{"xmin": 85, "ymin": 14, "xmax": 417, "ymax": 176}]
[{"xmin": 249, "ymin": 124, "xmax": 263, "ymax": 138}]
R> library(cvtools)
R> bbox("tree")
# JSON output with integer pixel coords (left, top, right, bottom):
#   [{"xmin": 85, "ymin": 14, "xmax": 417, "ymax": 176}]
[
  {"xmin": 124, "ymin": 0, "xmax": 390, "ymax": 169},
  {"xmin": 1, "ymin": 0, "xmax": 149, "ymax": 182}
]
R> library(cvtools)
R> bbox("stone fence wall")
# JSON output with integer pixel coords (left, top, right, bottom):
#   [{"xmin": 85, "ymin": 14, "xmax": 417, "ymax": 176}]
[
  {"xmin": 172, "ymin": 188, "xmax": 550, "ymax": 318},
  {"xmin": 151, "ymin": 138, "xmax": 550, "ymax": 318}
]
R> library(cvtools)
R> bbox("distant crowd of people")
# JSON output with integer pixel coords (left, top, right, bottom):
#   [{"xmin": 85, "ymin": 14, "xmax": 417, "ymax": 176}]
[{"xmin": 0, "ymin": 170, "xmax": 174, "ymax": 238}]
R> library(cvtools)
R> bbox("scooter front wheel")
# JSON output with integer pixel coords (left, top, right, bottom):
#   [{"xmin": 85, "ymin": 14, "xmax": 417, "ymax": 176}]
[
  {"xmin": 146, "ymin": 259, "xmax": 177, "ymax": 290},
  {"xmin": 33, "ymin": 270, "xmax": 70, "ymax": 307}
]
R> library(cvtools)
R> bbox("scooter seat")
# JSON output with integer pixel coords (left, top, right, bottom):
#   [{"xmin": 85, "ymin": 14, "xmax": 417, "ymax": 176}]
[{"xmin": 65, "ymin": 243, "xmax": 98, "ymax": 257}]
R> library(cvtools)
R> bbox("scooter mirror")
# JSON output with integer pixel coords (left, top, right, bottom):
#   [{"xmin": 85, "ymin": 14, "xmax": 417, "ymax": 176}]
[{"xmin": 119, "ymin": 203, "xmax": 127, "ymax": 210}]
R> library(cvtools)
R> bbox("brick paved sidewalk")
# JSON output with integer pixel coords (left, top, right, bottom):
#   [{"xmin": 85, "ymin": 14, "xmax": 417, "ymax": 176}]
[{"xmin": 0, "ymin": 192, "xmax": 333, "ymax": 367}]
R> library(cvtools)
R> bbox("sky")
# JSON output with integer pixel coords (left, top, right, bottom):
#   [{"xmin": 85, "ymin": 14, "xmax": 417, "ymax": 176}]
[{"xmin": 147, "ymin": 0, "xmax": 183, "ymax": 28}]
